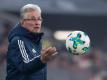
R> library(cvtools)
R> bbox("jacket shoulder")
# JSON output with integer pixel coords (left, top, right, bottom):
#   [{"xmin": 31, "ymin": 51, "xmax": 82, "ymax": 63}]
[{"xmin": 9, "ymin": 36, "xmax": 23, "ymax": 45}]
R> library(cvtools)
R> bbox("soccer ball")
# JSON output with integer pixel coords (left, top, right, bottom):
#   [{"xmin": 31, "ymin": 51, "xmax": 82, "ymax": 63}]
[{"xmin": 66, "ymin": 31, "xmax": 90, "ymax": 55}]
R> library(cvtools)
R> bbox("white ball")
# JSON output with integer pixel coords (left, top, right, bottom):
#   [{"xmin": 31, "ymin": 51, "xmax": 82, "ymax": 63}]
[{"xmin": 66, "ymin": 31, "xmax": 90, "ymax": 55}]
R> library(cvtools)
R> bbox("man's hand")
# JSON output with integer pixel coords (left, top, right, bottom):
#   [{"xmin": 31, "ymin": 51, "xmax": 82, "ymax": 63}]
[{"xmin": 40, "ymin": 47, "xmax": 58, "ymax": 63}]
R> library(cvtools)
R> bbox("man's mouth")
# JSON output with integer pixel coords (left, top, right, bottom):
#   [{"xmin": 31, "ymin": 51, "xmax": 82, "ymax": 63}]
[{"xmin": 34, "ymin": 27, "xmax": 39, "ymax": 29}]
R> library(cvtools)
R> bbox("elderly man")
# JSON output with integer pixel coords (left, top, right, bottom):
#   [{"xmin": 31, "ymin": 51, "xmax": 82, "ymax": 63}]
[{"xmin": 6, "ymin": 4, "xmax": 58, "ymax": 80}]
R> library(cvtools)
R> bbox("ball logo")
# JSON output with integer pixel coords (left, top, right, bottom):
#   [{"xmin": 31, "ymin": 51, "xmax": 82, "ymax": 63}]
[{"xmin": 69, "ymin": 33, "xmax": 85, "ymax": 49}]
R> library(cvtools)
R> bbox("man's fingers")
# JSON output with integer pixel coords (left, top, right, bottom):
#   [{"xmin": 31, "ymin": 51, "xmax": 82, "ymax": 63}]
[
  {"xmin": 45, "ymin": 47, "xmax": 56, "ymax": 56},
  {"xmin": 52, "ymin": 52, "xmax": 58, "ymax": 56},
  {"xmin": 41, "ymin": 47, "xmax": 58, "ymax": 63},
  {"xmin": 48, "ymin": 47, "xmax": 56, "ymax": 53},
  {"xmin": 41, "ymin": 47, "xmax": 52, "ymax": 54},
  {"xmin": 48, "ymin": 52, "xmax": 58, "ymax": 61}
]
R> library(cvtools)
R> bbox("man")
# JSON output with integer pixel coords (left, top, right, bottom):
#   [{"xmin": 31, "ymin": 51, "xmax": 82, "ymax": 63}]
[{"xmin": 6, "ymin": 4, "xmax": 58, "ymax": 80}]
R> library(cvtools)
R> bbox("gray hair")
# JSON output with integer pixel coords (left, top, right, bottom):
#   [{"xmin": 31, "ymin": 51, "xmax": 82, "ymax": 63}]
[{"xmin": 20, "ymin": 4, "xmax": 41, "ymax": 19}]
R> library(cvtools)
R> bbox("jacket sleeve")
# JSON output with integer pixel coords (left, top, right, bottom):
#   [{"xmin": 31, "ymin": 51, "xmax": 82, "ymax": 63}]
[{"xmin": 8, "ymin": 37, "xmax": 46, "ymax": 74}]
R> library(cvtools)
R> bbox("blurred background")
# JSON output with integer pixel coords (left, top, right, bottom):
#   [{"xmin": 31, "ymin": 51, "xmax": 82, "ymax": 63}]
[{"xmin": 0, "ymin": 0, "xmax": 107, "ymax": 80}]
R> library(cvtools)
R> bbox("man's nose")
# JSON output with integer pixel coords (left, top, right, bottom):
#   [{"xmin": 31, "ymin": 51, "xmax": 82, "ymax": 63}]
[{"xmin": 35, "ymin": 22, "xmax": 40, "ymax": 25}]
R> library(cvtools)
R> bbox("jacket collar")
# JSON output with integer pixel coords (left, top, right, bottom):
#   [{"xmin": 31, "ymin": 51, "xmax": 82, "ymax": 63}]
[{"xmin": 19, "ymin": 24, "xmax": 44, "ymax": 43}]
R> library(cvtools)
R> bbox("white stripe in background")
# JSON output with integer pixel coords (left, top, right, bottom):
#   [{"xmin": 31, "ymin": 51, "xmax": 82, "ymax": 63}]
[{"xmin": 18, "ymin": 40, "xmax": 41, "ymax": 63}]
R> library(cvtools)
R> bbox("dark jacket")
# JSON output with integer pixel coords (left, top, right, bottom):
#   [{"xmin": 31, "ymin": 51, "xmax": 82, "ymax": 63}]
[{"xmin": 6, "ymin": 23, "xmax": 47, "ymax": 80}]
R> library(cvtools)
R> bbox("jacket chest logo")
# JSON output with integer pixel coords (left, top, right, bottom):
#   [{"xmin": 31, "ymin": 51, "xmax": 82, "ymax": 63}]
[{"xmin": 32, "ymin": 49, "xmax": 37, "ymax": 54}]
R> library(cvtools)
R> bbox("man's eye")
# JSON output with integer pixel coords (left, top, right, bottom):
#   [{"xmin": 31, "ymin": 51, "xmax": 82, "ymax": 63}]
[
  {"xmin": 24, "ymin": 18, "xmax": 42, "ymax": 21},
  {"xmin": 38, "ymin": 18, "xmax": 42, "ymax": 21}
]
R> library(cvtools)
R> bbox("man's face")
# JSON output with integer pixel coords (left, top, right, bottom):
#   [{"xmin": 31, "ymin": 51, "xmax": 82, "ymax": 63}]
[{"xmin": 21, "ymin": 10, "xmax": 42, "ymax": 33}]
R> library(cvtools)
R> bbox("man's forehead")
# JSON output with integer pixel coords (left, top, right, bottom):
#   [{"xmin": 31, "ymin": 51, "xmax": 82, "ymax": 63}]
[{"xmin": 24, "ymin": 12, "xmax": 41, "ymax": 19}]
